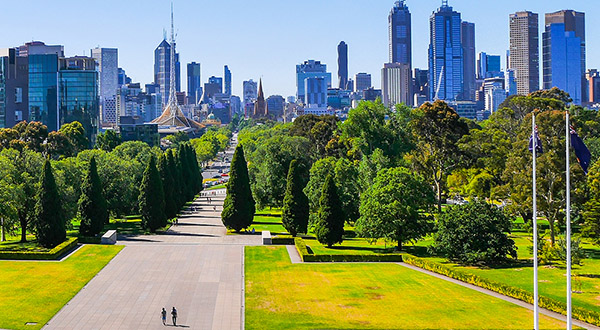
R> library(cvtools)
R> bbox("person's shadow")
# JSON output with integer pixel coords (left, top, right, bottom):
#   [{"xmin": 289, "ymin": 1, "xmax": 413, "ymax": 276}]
[{"xmin": 166, "ymin": 325, "xmax": 190, "ymax": 328}]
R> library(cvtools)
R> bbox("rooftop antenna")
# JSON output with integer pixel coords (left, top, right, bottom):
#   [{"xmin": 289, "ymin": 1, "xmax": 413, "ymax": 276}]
[{"xmin": 163, "ymin": 28, "xmax": 167, "ymax": 41}]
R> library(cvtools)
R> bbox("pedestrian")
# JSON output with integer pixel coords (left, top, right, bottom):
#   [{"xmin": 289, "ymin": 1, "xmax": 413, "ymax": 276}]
[
  {"xmin": 161, "ymin": 307, "xmax": 167, "ymax": 325},
  {"xmin": 213, "ymin": 205, "xmax": 216, "ymax": 212},
  {"xmin": 171, "ymin": 307, "xmax": 178, "ymax": 326}
]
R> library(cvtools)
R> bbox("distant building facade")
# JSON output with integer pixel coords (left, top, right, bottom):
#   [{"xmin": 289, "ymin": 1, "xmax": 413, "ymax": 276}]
[
  {"xmin": 509, "ymin": 11, "xmax": 539, "ymax": 95},
  {"xmin": 91, "ymin": 48, "xmax": 118, "ymax": 126},
  {"xmin": 382, "ymin": 63, "xmax": 412, "ymax": 107},
  {"xmin": 154, "ymin": 39, "xmax": 180, "ymax": 105},
  {"xmin": 187, "ymin": 62, "xmax": 201, "ymax": 105},
  {"xmin": 354, "ymin": 73, "xmax": 372, "ymax": 92},
  {"xmin": 337, "ymin": 42, "xmax": 349, "ymax": 90},
  {"xmin": 296, "ymin": 60, "xmax": 331, "ymax": 103}
]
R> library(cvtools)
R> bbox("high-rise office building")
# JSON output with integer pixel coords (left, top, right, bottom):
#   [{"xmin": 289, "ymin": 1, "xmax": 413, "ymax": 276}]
[
  {"xmin": 187, "ymin": 62, "xmax": 201, "ymax": 105},
  {"xmin": 224, "ymin": 65, "xmax": 232, "ymax": 96},
  {"xmin": 27, "ymin": 42, "xmax": 64, "ymax": 132},
  {"xmin": 587, "ymin": 70, "xmax": 600, "ymax": 104},
  {"xmin": 91, "ymin": 48, "xmax": 118, "ymax": 126},
  {"xmin": 543, "ymin": 23, "xmax": 583, "ymax": 104},
  {"xmin": 483, "ymin": 77, "xmax": 507, "ymax": 112},
  {"xmin": 0, "ymin": 48, "xmax": 28, "ymax": 128},
  {"xmin": 154, "ymin": 39, "xmax": 180, "ymax": 105},
  {"xmin": 354, "ymin": 73, "xmax": 372, "ymax": 92},
  {"xmin": 509, "ymin": 11, "xmax": 539, "ymax": 95},
  {"xmin": 505, "ymin": 69, "xmax": 518, "ymax": 96},
  {"xmin": 543, "ymin": 10, "xmax": 586, "ymax": 105},
  {"xmin": 208, "ymin": 76, "xmax": 223, "ymax": 94},
  {"xmin": 337, "ymin": 42, "xmax": 349, "ymax": 90},
  {"xmin": 296, "ymin": 60, "xmax": 331, "ymax": 103},
  {"xmin": 413, "ymin": 68, "xmax": 429, "ymax": 104},
  {"xmin": 389, "ymin": 1, "xmax": 411, "ymax": 65},
  {"xmin": 304, "ymin": 77, "xmax": 329, "ymax": 115},
  {"xmin": 477, "ymin": 52, "xmax": 502, "ymax": 79},
  {"xmin": 243, "ymin": 80, "xmax": 258, "ymax": 106},
  {"xmin": 118, "ymin": 68, "xmax": 131, "ymax": 87},
  {"xmin": 428, "ymin": 2, "xmax": 463, "ymax": 101},
  {"xmin": 461, "ymin": 22, "xmax": 476, "ymax": 101},
  {"xmin": 266, "ymin": 95, "xmax": 285, "ymax": 119},
  {"xmin": 58, "ymin": 56, "xmax": 99, "ymax": 144},
  {"xmin": 382, "ymin": 63, "xmax": 412, "ymax": 107}
]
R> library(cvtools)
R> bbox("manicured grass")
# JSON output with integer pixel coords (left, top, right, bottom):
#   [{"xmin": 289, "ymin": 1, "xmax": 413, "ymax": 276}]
[
  {"xmin": 0, "ymin": 244, "xmax": 123, "ymax": 330},
  {"xmin": 245, "ymin": 246, "xmax": 567, "ymax": 329},
  {"xmin": 227, "ymin": 208, "xmax": 288, "ymax": 235},
  {"xmin": 206, "ymin": 183, "xmax": 226, "ymax": 190},
  {"xmin": 305, "ymin": 236, "xmax": 399, "ymax": 255}
]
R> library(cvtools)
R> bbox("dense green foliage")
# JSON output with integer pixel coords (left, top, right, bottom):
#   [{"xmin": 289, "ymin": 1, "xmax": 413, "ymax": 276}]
[
  {"xmin": 138, "ymin": 155, "xmax": 166, "ymax": 232},
  {"xmin": 281, "ymin": 160, "xmax": 309, "ymax": 237},
  {"xmin": 222, "ymin": 145, "xmax": 255, "ymax": 232},
  {"xmin": 356, "ymin": 167, "xmax": 434, "ymax": 250},
  {"xmin": 433, "ymin": 200, "xmax": 517, "ymax": 265},
  {"xmin": 78, "ymin": 157, "xmax": 108, "ymax": 236},
  {"xmin": 33, "ymin": 160, "xmax": 66, "ymax": 248},
  {"xmin": 94, "ymin": 130, "xmax": 122, "ymax": 151},
  {"xmin": 314, "ymin": 175, "xmax": 345, "ymax": 247}
]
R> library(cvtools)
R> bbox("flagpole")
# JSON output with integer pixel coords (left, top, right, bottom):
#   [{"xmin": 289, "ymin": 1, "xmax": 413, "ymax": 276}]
[
  {"xmin": 532, "ymin": 113, "xmax": 539, "ymax": 330},
  {"xmin": 566, "ymin": 111, "xmax": 572, "ymax": 330}
]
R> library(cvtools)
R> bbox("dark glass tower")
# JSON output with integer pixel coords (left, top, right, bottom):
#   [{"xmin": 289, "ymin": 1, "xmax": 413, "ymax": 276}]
[
  {"xmin": 187, "ymin": 62, "xmax": 201, "ymax": 104},
  {"xmin": 154, "ymin": 39, "xmax": 180, "ymax": 105},
  {"xmin": 461, "ymin": 21, "xmax": 476, "ymax": 101},
  {"xmin": 224, "ymin": 65, "xmax": 232, "ymax": 96},
  {"xmin": 337, "ymin": 41, "xmax": 348, "ymax": 90},
  {"xmin": 428, "ymin": 2, "xmax": 464, "ymax": 101},
  {"xmin": 389, "ymin": 1, "xmax": 412, "ymax": 65}
]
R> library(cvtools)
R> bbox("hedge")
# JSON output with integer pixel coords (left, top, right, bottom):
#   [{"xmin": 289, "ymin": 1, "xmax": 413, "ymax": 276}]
[
  {"xmin": 402, "ymin": 254, "xmax": 600, "ymax": 327},
  {"xmin": 293, "ymin": 237, "xmax": 403, "ymax": 263},
  {"xmin": 78, "ymin": 236, "xmax": 102, "ymax": 244},
  {"xmin": 271, "ymin": 235, "xmax": 295, "ymax": 245},
  {"xmin": 0, "ymin": 237, "xmax": 79, "ymax": 260}
]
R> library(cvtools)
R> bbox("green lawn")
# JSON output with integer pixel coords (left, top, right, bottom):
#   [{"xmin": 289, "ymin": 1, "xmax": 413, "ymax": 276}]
[
  {"xmin": 206, "ymin": 183, "xmax": 226, "ymax": 190},
  {"xmin": 227, "ymin": 208, "xmax": 288, "ymax": 235},
  {"xmin": 0, "ymin": 244, "xmax": 123, "ymax": 330},
  {"xmin": 245, "ymin": 246, "xmax": 567, "ymax": 329}
]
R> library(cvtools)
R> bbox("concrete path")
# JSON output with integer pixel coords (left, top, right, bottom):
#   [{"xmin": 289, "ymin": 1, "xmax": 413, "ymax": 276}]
[{"xmin": 45, "ymin": 190, "xmax": 260, "ymax": 330}]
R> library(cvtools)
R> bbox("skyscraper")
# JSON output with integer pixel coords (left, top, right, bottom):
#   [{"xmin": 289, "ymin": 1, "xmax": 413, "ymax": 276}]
[
  {"xmin": 587, "ymin": 69, "xmax": 600, "ymax": 104},
  {"xmin": 461, "ymin": 22, "xmax": 476, "ymax": 101},
  {"xmin": 477, "ymin": 52, "xmax": 502, "ymax": 79},
  {"xmin": 58, "ymin": 56, "xmax": 99, "ymax": 144},
  {"xmin": 27, "ymin": 42, "xmax": 64, "ymax": 131},
  {"xmin": 0, "ymin": 48, "xmax": 28, "ymax": 128},
  {"xmin": 266, "ymin": 95, "xmax": 285, "ymax": 120},
  {"xmin": 187, "ymin": 62, "xmax": 201, "ymax": 105},
  {"xmin": 296, "ymin": 60, "xmax": 331, "ymax": 104},
  {"xmin": 354, "ymin": 73, "xmax": 372, "ymax": 92},
  {"xmin": 154, "ymin": 38, "xmax": 180, "ymax": 106},
  {"xmin": 428, "ymin": 2, "xmax": 463, "ymax": 101},
  {"xmin": 91, "ymin": 47, "xmax": 118, "ymax": 126},
  {"xmin": 337, "ymin": 42, "xmax": 348, "ymax": 90},
  {"xmin": 543, "ymin": 10, "xmax": 586, "ymax": 104},
  {"xmin": 389, "ymin": 1, "xmax": 411, "ymax": 65},
  {"xmin": 382, "ymin": 63, "xmax": 412, "ymax": 107},
  {"xmin": 224, "ymin": 65, "xmax": 232, "ymax": 96},
  {"xmin": 243, "ymin": 80, "xmax": 257, "ymax": 106},
  {"xmin": 509, "ymin": 11, "xmax": 539, "ymax": 95}
]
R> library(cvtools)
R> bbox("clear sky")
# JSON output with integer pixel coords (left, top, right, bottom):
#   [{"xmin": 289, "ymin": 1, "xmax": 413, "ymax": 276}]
[{"xmin": 1, "ymin": 0, "xmax": 598, "ymax": 98}]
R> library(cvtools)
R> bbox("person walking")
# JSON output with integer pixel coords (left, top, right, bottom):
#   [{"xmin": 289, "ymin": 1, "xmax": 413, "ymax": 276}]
[
  {"xmin": 161, "ymin": 308, "xmax": 167, "ymax": 325},
  {"xmin": 171, "ymin": 306, "xmax": 178, "ymax": 326}
]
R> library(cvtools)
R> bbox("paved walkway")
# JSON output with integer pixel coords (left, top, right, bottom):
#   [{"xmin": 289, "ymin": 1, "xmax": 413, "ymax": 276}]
[{"xmin": 45, "ymin": 190, "xmax": 260, "ymax": 330}]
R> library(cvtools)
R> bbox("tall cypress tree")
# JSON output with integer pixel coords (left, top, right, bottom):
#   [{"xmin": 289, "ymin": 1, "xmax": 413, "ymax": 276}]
[
  {"xmin": 221, "ymin": 144, "xmax": 255, "ymax": 232},
  {"xmin": 282, "ymin": 160, "xmax": 309, "ymax": 237},
  {"xmin": 178, "ymin": 145, "xmax": 193, "ymax": 201},
  {"xmin": 34, "ymin": 160, "xmax": 66, "ymax": 248},
  {"xmin": 158, "ymin": 153, "xmax": 178, "ymax": 219},
  {"xmin": 78, "ymin": 156, "xmax": 108, "ymax": 236},
  {"xmin": 138, "ymin": 155, "xmax": 166, "ymax": 232},
  {"xmin": 168, "ymin": 149, "xmax": 184, "ymax": 209},
  {"xmin": 314, "ymin": 174, "xmax": 345, "ymax": 247},
  {"xmin": 189, "ymin": 145, "xmax": 203, "ymax": 194}
]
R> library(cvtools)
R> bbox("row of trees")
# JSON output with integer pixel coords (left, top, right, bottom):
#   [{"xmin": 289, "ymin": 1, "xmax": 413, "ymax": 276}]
[{"xmin": 234, "ymin": 88, "xmax": 600, "ymax": 264}]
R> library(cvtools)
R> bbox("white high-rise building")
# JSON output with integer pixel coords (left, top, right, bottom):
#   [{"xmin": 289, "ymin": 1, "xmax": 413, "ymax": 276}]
[
  {"xmin": 91, "ymin": 48, "xmax": 119, "ymax": 125},
  {"xmin": 484, "ymin": 78, "xmax": 507, "ymax": 113},
  {"xmin": 382, "ymin": 63, "xmax": 413, "ymax": 107}
]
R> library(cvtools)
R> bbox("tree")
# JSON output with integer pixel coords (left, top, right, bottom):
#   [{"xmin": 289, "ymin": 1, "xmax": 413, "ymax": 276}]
[
  {"xmin": 282, "ymin": 160, "xmax": 309, "ymax": 236},
  {"xmin": 221, "ymin": 144, "xmax": 255, "ymax": 232},
  {"xmin": 314, "ymin": 174, "xmax": 345, "ymax": 247},
  {"xmin": 167, "ymin": 149, "xmax": 184, "ymax": 210},
  {"xmin": 356, "ymin": 167, "xmax": 434, "ymax": 250},
  {"xmin": 407, "ymin": 100, "xmax": 469, "ymax": 212},
  {"xmin": 59, "ymin": 121, "xmax": 89, "ymax": 153},
  {"xmin": 46, "ymin": 131, "xmax": 75, "ymax": 159},
  {"xmin": 433, "ymin": 200, "xmax": 517, "ymax": 265},
  {"xmin": 95, "ymin": 130, "xmax": 122, "ymax": 152},
  {"xmin": 357, "ymin": 148, "xmax": 391, "ymax": 192},
  {"xmin": 138, "ymin": 155, "xmax": 166, "ymax": 232},
  {"xmin": 164, "ymin": 131, "xmax": 190, "ymax": 149},
  {"xmin": 158, "ymin": 153, "xmax": 178, "ymax": 219},
  {"xmin": 78, "ymin": 157, "xmax": 108, "ymax": 237},
  {"xmin": 583, "ymin": 161, "xmax": 600, "ymax": 243},
  {"xmin": 33, "ymin": 160, "xmax": 66, "ymax": 248}
]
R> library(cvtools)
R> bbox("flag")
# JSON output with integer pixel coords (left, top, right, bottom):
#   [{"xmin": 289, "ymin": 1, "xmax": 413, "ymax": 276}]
[
  {"xmin": 570, "ymin": 126, "xmax": 591, "ymax": 174},
  {"xmin": 529, "ymin": 126, "xmax": 543, "ymax": 155}
]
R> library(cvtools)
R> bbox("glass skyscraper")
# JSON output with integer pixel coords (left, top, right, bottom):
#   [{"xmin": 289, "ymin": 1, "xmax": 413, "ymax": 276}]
[
  {"xmin": 509, "ymin": 11, "xmax": 539, "ymax": 95},
  {"xmin": 389, "ymin": 1, "xmax": 411, "ymax": 65},
  {"xmin": 224, "ymin": 65, "xmax": 232, "ymax": 96},
  {"xmin": 296, "ymin": 60, "xmax": 331, "ymax": 103},
  {"xmin": 337, "ymin": 41, "xmax": 348, "ymax": 90},
  {"xmin": 154, "ymin": 39, "xmax": 180, "ymax": 106},
  {"xmin": 428, "ymin": 2, "xmax": 464, "ymax": 101},
  {"xmin": 187, "ymin": 62, "xmax": 201, "ymax": 105},
  {"xmin": 29, "ymin": 54, "xmax": 59, "ymax": 131},
  {"xmin": 59, "ymin": 57, "xmax": 99, "ymax": 144},
  {"xmin": 543, "ymin": 23, "xmax": 583, "ymax": 105}
]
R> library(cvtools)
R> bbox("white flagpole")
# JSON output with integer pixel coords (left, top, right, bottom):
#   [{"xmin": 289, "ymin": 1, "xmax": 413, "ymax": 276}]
[
  {"xmin": 532, "ymin": 113, "xmax": 539, "ymax": 330},
  {"xmin": 566, "ymin": 111, "xmax": 572, "ymax": 330}
]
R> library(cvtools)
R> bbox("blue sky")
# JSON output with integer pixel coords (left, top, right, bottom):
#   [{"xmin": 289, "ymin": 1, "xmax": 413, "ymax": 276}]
[{"xmin": 1, "ymin": 0, "xmax": 598, "ymax": 98}]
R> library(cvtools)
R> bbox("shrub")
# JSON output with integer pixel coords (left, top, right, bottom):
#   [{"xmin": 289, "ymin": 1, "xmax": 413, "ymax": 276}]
[
  {"xmin": 0, "ymin": 237, "xmax": 78, "ymax": 260},
  {"xmin": 271, "ymin": 235, "xmax": 295, "ymax": 245}
]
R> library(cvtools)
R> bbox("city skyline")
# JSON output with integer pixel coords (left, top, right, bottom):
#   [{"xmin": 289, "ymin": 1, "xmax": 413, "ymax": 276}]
[{"xmin": 1, "ymin": 0, "xmax": 599, "ymax": 98}]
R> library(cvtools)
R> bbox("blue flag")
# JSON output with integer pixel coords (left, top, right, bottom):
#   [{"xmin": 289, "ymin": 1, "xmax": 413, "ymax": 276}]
[
  {"xmin": 570, "ymin": 126, "xmax": 591, "ymax": 174},
  {"xmin": 529, "ymin": 126, "xmax": 543, "ymax": 155}
]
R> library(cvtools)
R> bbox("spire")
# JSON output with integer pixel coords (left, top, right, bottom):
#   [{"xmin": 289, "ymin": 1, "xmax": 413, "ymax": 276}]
[
  {"xmin": 442, "ymin": 0, "xmax": 449, "ymax": 7},
  {"xmin": 168, "ymin": 1, "xmax": 176, "ymax": 107},
  {"xmin": 257, "ymin": 78, "xmax": 264, "ymax": 100}
]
